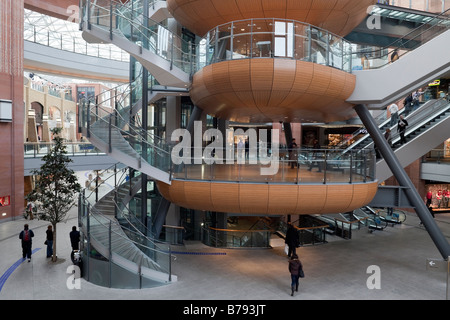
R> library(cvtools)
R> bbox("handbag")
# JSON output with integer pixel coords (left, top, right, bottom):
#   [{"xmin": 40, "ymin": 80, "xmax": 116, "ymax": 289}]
[
  {"xmin": 44, "ymin": 240, "xmax": 48, "ymax": 245},
  {"xmin": 284, "ymin": 244, "xmax": 289, "ymax": 255},
  {"xmin": 299, "ymin": 268, "xmax": 305, "ymax": 278}
]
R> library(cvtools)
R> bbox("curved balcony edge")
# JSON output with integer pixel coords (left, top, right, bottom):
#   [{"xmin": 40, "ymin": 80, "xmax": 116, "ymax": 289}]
[{"xmin": 156, "ymin": 180, "xmax": 378, "ymax": 215}]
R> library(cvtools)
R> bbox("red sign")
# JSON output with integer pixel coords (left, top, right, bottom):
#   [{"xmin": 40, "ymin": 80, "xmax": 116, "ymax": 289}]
[{"xmin": 0, "ymin": 196, "xmax": 10, "ymax": 206}]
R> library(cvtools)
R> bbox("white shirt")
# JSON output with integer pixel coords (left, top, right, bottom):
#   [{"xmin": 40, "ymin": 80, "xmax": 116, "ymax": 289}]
[{"xmin": 388, "ymin": 103, "xmax": 398, "ymax": 114}]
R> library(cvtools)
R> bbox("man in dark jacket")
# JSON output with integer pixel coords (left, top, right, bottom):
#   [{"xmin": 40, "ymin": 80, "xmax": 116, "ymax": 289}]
[
  {"xmin": 397, "ymin": 115, "xmax": 408, "ymax": 145},
  {"xmin": 19, "ymin": 224, "xmax": 34, "ymax": 262},
  {"xmin": 285, "ymin": 223, "xmax": 299, "ymax": 258},
  {"xmin": 70, "ymin": 226, "xmax": 80, "ymax": 251}
]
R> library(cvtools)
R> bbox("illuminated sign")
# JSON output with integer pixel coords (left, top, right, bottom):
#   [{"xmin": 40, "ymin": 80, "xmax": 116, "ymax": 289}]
[{"xmin": 428, "ymin": 80, "xmax": 440, "ymax": 86}]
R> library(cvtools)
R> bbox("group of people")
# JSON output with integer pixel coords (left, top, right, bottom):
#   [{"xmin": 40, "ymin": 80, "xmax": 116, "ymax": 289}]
[
  {"xmin": 285, "ymin": 223, "xmax": 304, "ymax": 297},
  {"xmin": 388, "ymin": 102, "xmax": 409, "ymax": 146},
  {"xmin": 19, "ymin": 223, "xmax": 80, "ymax": 262}
]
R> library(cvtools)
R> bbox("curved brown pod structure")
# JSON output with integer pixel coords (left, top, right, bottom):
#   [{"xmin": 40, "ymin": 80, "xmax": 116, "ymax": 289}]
[
  {"xmin": 156, "ymin": 180, "xmax": 378, "ymax": 215},
  {"xmin": 190, "ymin": 59, "xmax": 357, "ymax": 123},
  {"xmin": 167, "ymin": 0, "xmax": 377, "ymax": 37}
]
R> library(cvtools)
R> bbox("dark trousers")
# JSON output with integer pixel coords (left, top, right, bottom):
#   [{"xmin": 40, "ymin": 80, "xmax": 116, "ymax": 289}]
[
  {"xmin": 399, "ymin": 131, "xmax": 406, "ymax": 144},
  {"xmin": 22, "ymin": 241, "xmax": 32, "ymax": 259},
  {"xmin": 287, "ymin": 245, "xmax": 296, "ymax": 258},
  {"xmin": 291, "ymin": 274, "xmax": 299, "ymax": 288}
]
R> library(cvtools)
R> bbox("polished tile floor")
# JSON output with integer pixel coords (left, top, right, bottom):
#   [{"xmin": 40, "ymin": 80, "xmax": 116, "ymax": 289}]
[{"xmin": 1, "ymin": 204, "xmax": 450, "ymax": 301}]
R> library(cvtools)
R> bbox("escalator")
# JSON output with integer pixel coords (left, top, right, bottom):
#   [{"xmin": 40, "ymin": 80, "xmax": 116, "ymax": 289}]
[
  {"xmin": 347, "ymin": 23, "xmax": 450, "ymax": 108},
  {"xmin": 375, "ymin": 99, "xmax": 450, "ymax": 181}
]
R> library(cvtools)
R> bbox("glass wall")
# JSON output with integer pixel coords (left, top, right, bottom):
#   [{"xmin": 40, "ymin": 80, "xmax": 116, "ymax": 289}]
[{"xmin": 198, "ymin": 18, "xmax": 353, "ymax": 73}]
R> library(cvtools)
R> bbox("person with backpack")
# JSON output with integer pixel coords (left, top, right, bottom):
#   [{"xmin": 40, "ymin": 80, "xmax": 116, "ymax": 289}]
[{"xmin": 19, "ymin": 224, "xmax": 34, "ymax": 262}]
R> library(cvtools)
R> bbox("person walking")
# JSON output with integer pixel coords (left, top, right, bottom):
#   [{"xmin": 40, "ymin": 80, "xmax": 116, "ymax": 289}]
[
  {"xmin": 397, "ymin": 115, "xmax": 408, "ymax": 145},
  {"xmin": 285, "ymin": 223, "xmax": 299, "ymax": 258},
  {"xmin": 70, "ymin": 226, "xmax": 81, "ymax": 263},
  {"xmin": 19, "ymin": 224, "xmax": 34, "ymax": 262},
  {"xmin": 288, "ymin": 254, "xmax": 303, "ymax": 296},
  {"xmin": 45, "ymin": 225, "xmax": 53, "ymax": 258}
]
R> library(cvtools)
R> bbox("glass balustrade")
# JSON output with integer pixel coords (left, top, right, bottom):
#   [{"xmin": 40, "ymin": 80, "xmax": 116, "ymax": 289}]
[
  {"xmin": 24, "ymin": 142, "xmax": 105, "ymax": 158},
  {"xmin": 198, "ymin": 18, "xmax": 353, "ymax": 73},
  {"xmin": 350, "ymin": 7, "xmax": 450, "ymax": 71},
  {"xmin": 81, "ymin": 0, "xmax": 195, "ymax": 74},
  {"xmin": 24, "ymin": 16, "xmax": 129, "ymax": 62},
  {"xmin": 78, "ymin": 164, "xmax": 174, "ymax": 288},
  {"xmin": 172, "ymin": 147, "xmax": 376, "ymax": 184}
]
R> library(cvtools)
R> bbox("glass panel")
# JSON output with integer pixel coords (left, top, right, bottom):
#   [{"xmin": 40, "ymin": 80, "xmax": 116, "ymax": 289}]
[{"xmin": 274, "ymin": 37, "xmax": 286, "ymax": 57}]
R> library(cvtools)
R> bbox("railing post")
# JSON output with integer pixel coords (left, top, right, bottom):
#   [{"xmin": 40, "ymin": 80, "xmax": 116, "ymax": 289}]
[
  {"xmin": 109, "ymin": 1, "xmax": 113, "ymax": 40},
  {"xmin": 86, "ymin": 102, "xmax": 91, "ymax": 138},
  {"xmin": 307, "ymin": 25, "xmax": 312, "ymax": 62},
  {"xmin": 87, "ymin": 0, "xmax": 91, "ymax": 30},
  {"xmin": 169, "ymin": 247, "xmax": 172, "ymax": 282},
  {"xmin": 349, "ymin": 150, "xmax": 353, "ymax": 183},
  {"xmin": 86, "ymin": 202, "xmax": 90, "ymax": 281},
  {"xmin": 108, "ymin": 113, "xmax": 112, "ymax": 153},
  {"xmin": 108, "ymin": 221, "xmax": 112, "ymax": 288}
]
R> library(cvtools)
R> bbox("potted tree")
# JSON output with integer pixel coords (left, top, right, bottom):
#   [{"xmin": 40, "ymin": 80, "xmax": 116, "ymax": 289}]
[{"xmin": 26, "ymin": 127, "xmax": 81, "ymax": 262}]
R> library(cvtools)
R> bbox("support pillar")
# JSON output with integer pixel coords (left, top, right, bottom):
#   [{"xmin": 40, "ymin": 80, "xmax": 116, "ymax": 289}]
[
  {"xmin": 354, "ymin": 104, "xmax": 450, "ymax": 259},
  {"xmin": 153, "ymin": 106, "xmax": 204, "ymax": 238}
]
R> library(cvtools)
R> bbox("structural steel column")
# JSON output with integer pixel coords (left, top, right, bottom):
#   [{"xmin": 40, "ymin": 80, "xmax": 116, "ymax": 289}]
[{"xmin": 354, "ymin": 104, "xmax": 450, "ymax": 259}]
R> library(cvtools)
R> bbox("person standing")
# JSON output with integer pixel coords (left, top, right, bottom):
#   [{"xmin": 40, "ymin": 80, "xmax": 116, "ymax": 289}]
[
  {"xmin": 444, "ymin": 190, "xmax": 450, "ymax": 208},
  {"xmin": 426, "ymin": 190, "xmax": 433, "ymax": 207},
  {"xmin": 384, "ymin": 128, "xmax": 392, "ymax": 147},
  {"xmin": 70, "ymin": 226, "xmax": 80, "ymax": 251},
  {"xmin": 397, "ymin": 115, "xmax": 408, "ymax": 145},
  {"xmin": 288, "ymin": 254, "xmax": 303, "ymax": 296},
  {"xmin": 70, "ymin": 226, "xmax": 81, "ymax": 263},
  {"xmin": 45, "ymin": 225, "xmax": 53, "ymax": 258},
  {"xmin": 388, "ymin": 103, "xmax": 399, "ymax": 127},
  {"xmin": 19, "ymin": 224, "xmax": 34, "ymax": 262},
  {"xmin": 288, "ymin": 138, "xmax": 298, "ymax": 169},
  {"xmin": 285, "ymin": 223, "xmax": 299, "ymax": 258},
  {"xmin": 403, "ymin": 93, "xmax": 413, "ymax": 116}
]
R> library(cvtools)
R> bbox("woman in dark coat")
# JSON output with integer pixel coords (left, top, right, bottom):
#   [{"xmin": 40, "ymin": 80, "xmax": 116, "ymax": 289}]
[{"xmin": 288, "ymin": 254, "xmax": 303, "ymax": 296}]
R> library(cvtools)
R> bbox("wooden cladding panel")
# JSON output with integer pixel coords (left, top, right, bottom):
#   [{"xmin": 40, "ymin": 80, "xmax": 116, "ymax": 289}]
[
  {"xmin": 267, "ymin": 184, "xmax": 298, "ymax": 214},
  {"xmin": 239, "ymin": 183, "xmax": 269, "ymax": 214},
  {"xmin": 157, "ymin": 180, "xmax": 378, "ymax": 215},
  {"xmin": 182, "ymin": 181, "xmax": 213, "ymax": 211},
  {"xmin": 211, "ymin": 182, "xmax": 241, "ymax": 213},
  {"xmin": 167, "ymin": 0, "xmax": 377, "ymax": 36},
  {"xmin": 296, "ymin": 185, "xmax": 327, "ymax": 214},
  {"xmin": 191, "ymin": 59, "xmax": 356, "ymax": 123},
  {"xmin": 321, "ymin": 184, "xmax": 354, "ymax": 213}
]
